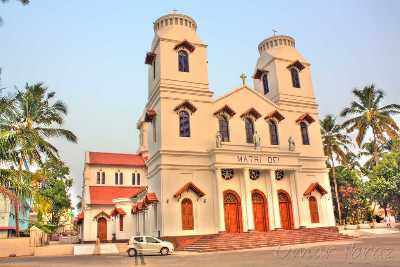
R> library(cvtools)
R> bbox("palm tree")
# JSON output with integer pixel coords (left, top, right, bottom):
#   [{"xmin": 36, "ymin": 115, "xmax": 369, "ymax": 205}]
[
  {"xmin": 320, "ymin": 114, "xmax": 352, "ymax": 224},
  {"xmin": 0, "ymin": 82, "xmax": 77, "ymax": 235},
  {"xmin": 341, "ymin": 84, "xmax": 400, "ymax": 165},
  {"xmin": 342, "ymin": 151, "xmax": 361, "ymax": 171},
  {"xmin": 360, "ymin": 141, "xmax": 384, "ymax": 171}
]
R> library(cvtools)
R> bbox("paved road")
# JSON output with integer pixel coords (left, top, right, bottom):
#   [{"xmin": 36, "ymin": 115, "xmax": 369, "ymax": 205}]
[{"xmin": 1, "ymin": 234, "xmax": 399, "ymax": 267}]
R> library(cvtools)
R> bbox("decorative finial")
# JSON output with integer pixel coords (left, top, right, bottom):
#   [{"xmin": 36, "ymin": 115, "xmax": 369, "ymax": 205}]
[
  {"xmin": 272, "ymin": 29, "xmax": 278, "ymax": 36},
  {"xmin": 240, "ymin": 73, "xmax": 247, "ymax": 87}
]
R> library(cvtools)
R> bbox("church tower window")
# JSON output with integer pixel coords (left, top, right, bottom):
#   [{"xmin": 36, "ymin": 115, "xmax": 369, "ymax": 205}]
[
  {"xmin": 179, "ymin": 110, "xmax": 191, "ymax": 137},
  {"xmin": 269, "ymin": 120, "xmax": 279, "ymax": 145},
  {"xmin": 300, "ymin": 122, "xmax": 310, "ymax": 145},
  {"xmin": 245, "ymin": 118, "xmax": 255, "ymax": 144},
  {"xmin": 178, "ymin": 50, "xmax": 189, "ymax": 72},
  {"xmin": 218, "ymin": 115, "xmax": 230, "ymax": 142},
  {"xmin": 262, "ymin": 73, "xmax": 269, "ymax": 94},
  {"xmin": 290, "ymin": 68, "xmax": 301, "ymax": 88}
]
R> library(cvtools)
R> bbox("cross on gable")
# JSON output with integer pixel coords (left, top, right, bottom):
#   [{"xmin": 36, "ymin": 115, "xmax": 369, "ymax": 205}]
[{"xmin": 240, "ymin": 73, "xmax": 247, "ymax": 87}]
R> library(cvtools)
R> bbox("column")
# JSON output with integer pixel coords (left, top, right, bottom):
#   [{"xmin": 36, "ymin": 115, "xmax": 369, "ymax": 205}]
[
  {"xmin": 289, "ymin": 171, "xmax": 301, "ymax": 228},
  {"xmin": 215, "ymin": 168, "xmax": 226, "ymax": 232},
  {"xmin": 270, "ymin": 170, "xmax": 282, "ymax": 229},
  {"xmin": 243, "ymin": 168, "xmax": 255, "ymax": 231},
  {"xmin": 239, "ymin": 169, "xmax": 248, "ymax": 232}
]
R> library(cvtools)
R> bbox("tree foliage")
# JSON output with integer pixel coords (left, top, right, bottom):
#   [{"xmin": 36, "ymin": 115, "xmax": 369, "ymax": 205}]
[
  {"xmin": 365, "ymin": 152, "xmax": 400, "ymax": 215},
  {"xmin": 36, "ymin": 158, "xmax": 73, "ymax": 226}
]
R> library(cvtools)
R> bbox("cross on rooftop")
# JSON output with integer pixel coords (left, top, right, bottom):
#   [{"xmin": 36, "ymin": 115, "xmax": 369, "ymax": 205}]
[{"xmin": 240, "ymin": 73, "xmax": 247, "ymax": 87}]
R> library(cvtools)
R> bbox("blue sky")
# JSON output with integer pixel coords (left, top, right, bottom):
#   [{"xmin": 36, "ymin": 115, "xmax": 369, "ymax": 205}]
[{"xmin": 1, "ymin": 0, "xmax": 399, "ymax": 208}]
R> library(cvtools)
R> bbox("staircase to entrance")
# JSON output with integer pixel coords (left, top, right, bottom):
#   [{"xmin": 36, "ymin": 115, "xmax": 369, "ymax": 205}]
[{"xmin": 178, "ymin": 227, "xmax": 351, "ymax": 252}]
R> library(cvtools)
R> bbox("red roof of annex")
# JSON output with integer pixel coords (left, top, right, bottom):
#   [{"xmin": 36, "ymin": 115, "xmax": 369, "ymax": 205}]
[
  {"xmin": 89, "ymin": 186, "xmax": 146, "ymax": 205},
  {"xmin": 87, "ymin": 152, "xmax": 145, "ymax": 167}
]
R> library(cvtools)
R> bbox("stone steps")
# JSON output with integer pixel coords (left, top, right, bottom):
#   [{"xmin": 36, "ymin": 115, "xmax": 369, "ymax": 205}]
[{"xmin": 183, "ymin": 227, "xmax": 350, "ymax": 252}]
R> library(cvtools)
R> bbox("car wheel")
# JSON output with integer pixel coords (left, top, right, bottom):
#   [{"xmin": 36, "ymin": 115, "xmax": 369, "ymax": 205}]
[
  {"xmin": 128, "ymin": 248, "xmax": 137, "ymax": 257},
  {"xmin": 160, "ymin": 247, "xmax": 169, "ymax": 256}
]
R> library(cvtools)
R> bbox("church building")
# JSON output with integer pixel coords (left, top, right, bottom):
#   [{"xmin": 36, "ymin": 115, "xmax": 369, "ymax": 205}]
[{"xmin": 78, "ymin": 12, "xmax": 336, "ymax": 244}]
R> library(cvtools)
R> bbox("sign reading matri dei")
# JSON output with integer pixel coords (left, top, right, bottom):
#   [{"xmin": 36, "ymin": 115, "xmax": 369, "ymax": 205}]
[{"xmin": 237, "ymin": 155, "xmax": 280, "ymax": 164}]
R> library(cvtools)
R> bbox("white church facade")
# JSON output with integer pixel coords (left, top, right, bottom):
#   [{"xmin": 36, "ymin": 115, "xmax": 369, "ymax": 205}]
[{"xmin": 78, "ymin": 12, "xmax": 336, "ymax": 243}]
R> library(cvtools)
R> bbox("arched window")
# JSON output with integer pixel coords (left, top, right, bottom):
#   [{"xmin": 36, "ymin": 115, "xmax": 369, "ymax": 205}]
[
  {"xmin": 97, "ymin": 172, "xmax": 101, "ymax": 184},
  {"xmin": 119, "ymin": 214, "xmax": 124, "ymax": 231},
  {"xmin": 245, "ymin": 118, "xmax": 255, "ymax": 144},
  {"xmin": 179, "ymin": 110, "xmax": 190, "ymax": 137},
  {"xmin": 308, "ymin": 196, "xmax": 320, "ymax": 223},
  {"xmin": 269, "ymin": 120, "xmax": 279, "ymax": 145},
  {"xmin": 119, "ymin": 173, "xmax": 123, "ymax": 185},
  {"xmin": 262, "ymin": 73, "xmax": 269, "ymax": 94},
  {"xmin": 178, "ymin": 50, "xmax": 189, "ymax": 72},
  {"xmin": 300, "ymin": 121, "xmax": 310, "ymax": 145},
  {"xmin": 290, "ymin": 68, "xmax": 300, "ymax": 88},
  {"xmin": 101, "ymin": 172, "xmax": 105, "ymax": 184},
  {"xmin": 218, "ymin": 115, "xmax": 230, "ymax": 142},
  {"xmin": 132, "ymin": 173, "xmax": 136, "ymax": 185},
  {"xmin": 181, "ymin": 198, "xmax": 194, "ymax": 230}
]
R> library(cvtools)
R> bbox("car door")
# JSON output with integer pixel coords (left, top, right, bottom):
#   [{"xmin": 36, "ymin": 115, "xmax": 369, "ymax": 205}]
[
  {"xmin": 133, "ymin": 236, "xmax": 147, "ymax": 254},
  {"xmin": 145, "ymin": 237, "xmax": 161, "ymax": 253}
]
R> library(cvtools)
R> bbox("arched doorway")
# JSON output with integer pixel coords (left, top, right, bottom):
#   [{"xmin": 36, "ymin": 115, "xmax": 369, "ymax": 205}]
[
  {"xmin": 308, "ymin": 196, "xmax": 320, "ymax": 223},
  {"xmin": 252, "ymin": 190, "xmax": 269, "ymax": 232},
  {"xmin": 278, "ymin": 190, "xmax": 294, "ymax": 230},
  {"xmin": 181, "ymin": 198, "xmax": 194, "ymax": 230},
  {"xmin": 97, "ymin": 217, "xmax": 107, "ymax": 241},
  {"xmin": 224, "ymin": 190, "xmax": 242, "ymax": 233}
]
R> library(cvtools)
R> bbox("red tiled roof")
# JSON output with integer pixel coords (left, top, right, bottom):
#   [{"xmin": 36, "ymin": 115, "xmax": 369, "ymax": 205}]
[
  {"xmin": 296, "ymin": 113, "xmax": 315, "ymax": 124},
  {"xmin": 77, "ymin": 211, "xmax": 84, "ymax": 220},
  {"xmin": 265, "ymin": 110, "xmax": 285, "ymax": 122},
  {"xmin": 214, "ymin": 105, "xmax": 236, "ymax": 117},
  {"xmin": 145, "ymin": 192, "xmax": 159, "ymax": 204},
  {"xmin": 0, "ymin": 226, "xmax": 16, "ymax": 230},
  {"xmin": 173, "ymin": 100, "xmax": 197, "ymax": 114},
  {"xmin": 304, "ymin": 182, "xmax": 328, "ymax": 196},
  {"xmin": 88, "ymin": 152, "xmax": 145, "ymax": 167},
  {"xmin": 174, "ymin": 182, "xmax": 206, "ymax": 198},
  {"xmin": 174, "ymin": 40, "xmax": 196, "ymax": 52},
  {"xmin": 89, "ymin": 186, "xmax": 146, "ymax": 205},
  {"xmin": 93, "ymin": 211, "xmax": 110, "ymax": 219},
  {"xmin": 240, "ymin": 108, "xmax": 262, "ymax": 120},
  {"xmin": 132, "ymin": 201, "xmax": 147, "ymax": 214},
  {"xmin": 144, "ymin": 109, "xmax": 157, "ymax": 122},
  {"xmin": 110, "ymin": 207, "xmax": 126, "ymax": 217}
]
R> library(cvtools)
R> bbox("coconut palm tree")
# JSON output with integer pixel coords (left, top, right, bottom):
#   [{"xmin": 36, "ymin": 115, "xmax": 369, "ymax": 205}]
[
  {"xmin": 360, "ymin": 141, "xmax": 385, "ymax": 171},
  {"xmin": 320, "ymin": 114, "xmax": 352, "ymax": 224},
  {"xmin": 341, "ymin": 84, "xmax": 400, "ymax": 165},
  {"xmin": 0, "ymin": 82, "xmax": 77, "ymax": 235}
]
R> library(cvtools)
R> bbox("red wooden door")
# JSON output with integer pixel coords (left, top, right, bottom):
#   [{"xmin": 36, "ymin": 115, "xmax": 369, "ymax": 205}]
[
  {"xmin": 181, "ymin": 198, "xmax": 194, "ymax": 230},
  {"xmin": 224, "ymin": 192, "xmax": 241, "ymax": 233},
  {"xmin": 278, "ymin": 191, "xmax": 294, "ymax": 230},
  {"xmin": 252, "ymin": 191, "xmax": 269, "ymax": 232},
  {"xmin": 309, "ymin": 196, "xmax": 320, "ymax": 223},
  {"xmin": 97, "ymin": 217, "xmax": 107, "ymax": 241}
]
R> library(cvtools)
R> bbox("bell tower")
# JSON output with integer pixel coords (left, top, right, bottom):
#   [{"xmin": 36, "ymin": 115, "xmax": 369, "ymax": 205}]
[
  {"xmin": 142, "ymin": 12, "xmax": 214, "ymax": 164},
  {"xmin": 145, "ymin": 12, "xmax": 212, "ymax": 102},
  {"xmin": 253, "ymin": 35, "xmax": 318, "ymax": 110}
]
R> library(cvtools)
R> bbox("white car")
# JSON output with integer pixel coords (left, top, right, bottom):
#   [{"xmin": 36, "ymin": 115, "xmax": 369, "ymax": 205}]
[{"xmin": 127, "ymin": 236, "xmax": 174, "ymax": 256}]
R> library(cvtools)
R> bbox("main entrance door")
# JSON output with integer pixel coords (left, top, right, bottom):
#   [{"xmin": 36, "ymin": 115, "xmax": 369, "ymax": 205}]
[
  {"xmin": 97, "ymin": 217, "xmax": 107, "ymax": 241},
  {"xmin": 224, "ymin": 191, "xmax": 242, "ymax": 233},
  {"xmin": 252, "ymin": 191, "xmax": 269, "ymax": 232},
  {"xmin": 278, "ymin": 190, "xmax": 294, "ymax": 230}
]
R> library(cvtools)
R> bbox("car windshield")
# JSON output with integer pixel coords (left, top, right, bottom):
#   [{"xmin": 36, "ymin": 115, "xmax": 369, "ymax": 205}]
[{"xmin": 146, "ymin": 237, "xmax": 160, "ymax": 243}]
